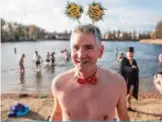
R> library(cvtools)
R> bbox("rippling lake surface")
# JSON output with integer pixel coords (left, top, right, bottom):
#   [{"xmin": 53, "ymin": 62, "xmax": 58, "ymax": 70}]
[{"xmin": 1, "ymin": 40, "xmax": 162, "ymax": 93}]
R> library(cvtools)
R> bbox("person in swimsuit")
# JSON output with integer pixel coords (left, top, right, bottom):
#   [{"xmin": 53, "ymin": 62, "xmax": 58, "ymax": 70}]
[
  {"xmin": 49, "ymin": 24, "xmax": 129, "ymax": 121},
  {"xmin": 153, "ymin": 53, "xmax": 162, "ymax": 94},
  {"xmin": 46, "ymin": 52, "xmax": 50, "ymax": 63},
  {"xmin": 61, "ymin": 49, "xmax": 70, "ymax": 61},
  {"xmin": 19, "ymin": 53, "xmax": 25, "ymax": 74},
  {"xmin": 33, "ymin": 51, "xmax": 38, "ymax": 61},
  {"xmin": 14, "ymin": 48, "xmax": 17, "ymax": 54},
  {"xmin": 35, "ymin": 54, "xmax": 42, "ymax": 69},
  {"xmin": 50, "ymin": 52, "xmax": 55, "ymax": 66}
]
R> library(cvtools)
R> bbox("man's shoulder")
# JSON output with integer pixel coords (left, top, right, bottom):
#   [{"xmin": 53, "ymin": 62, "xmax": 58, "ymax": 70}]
[
  {"xmin": 99, "ymin": 68, "xmax": 125, "ymax": 85},
  {"xmin": 52, "ymin": 68, "xmax": 75, "ymax": 86},
  {"xmin": 100, "ymin": 68, "xmax": 123, "ymax": 78}
]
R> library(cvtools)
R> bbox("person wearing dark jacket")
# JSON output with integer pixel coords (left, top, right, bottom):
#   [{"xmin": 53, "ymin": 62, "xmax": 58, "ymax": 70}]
[{"xmin": 119, "ymin": 47, "xmax": 139, "ymax": 111}]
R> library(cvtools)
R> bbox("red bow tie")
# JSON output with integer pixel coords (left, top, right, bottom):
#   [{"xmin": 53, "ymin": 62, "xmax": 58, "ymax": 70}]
[
  {"xmin": 77, "ymin": 76, "xmax": 97, "ymax": 84},
  {"xmin": 77, "ymin": 69, "xmax": 97, "ymax": 85}
]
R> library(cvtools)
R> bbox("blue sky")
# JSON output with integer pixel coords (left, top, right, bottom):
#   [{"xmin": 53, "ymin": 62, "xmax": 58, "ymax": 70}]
[{"xmin": 1, "ymin": 0, "xmax": 162, "ymax": 33}]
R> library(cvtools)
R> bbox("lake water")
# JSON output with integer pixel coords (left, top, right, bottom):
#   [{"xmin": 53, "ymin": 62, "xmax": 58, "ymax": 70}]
[{"xmin": 1, "ymin": 40, "xmax": 162, "ymax": 94}]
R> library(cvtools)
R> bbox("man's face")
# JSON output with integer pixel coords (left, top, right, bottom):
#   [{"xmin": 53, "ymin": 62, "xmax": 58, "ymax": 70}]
[
  {"xmin": 153, "ymin": 74, "xmax": 162, "ymax": 94},
  {"xmin": 70, "ymin": 32, "xmax": 104, "ymax": 72},
  {"xmin": 159, "ymin": 54, "xmax": 162, "ymax": 63},
  {"xmin": 126, "ymin": 51, "xmax": 134, "ymax": 60}
]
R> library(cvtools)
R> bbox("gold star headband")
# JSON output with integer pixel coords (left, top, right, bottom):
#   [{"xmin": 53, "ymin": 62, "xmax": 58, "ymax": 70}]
[{"xmin": 65, "ymin": 1, "xmax": 106, "ymax": 24}]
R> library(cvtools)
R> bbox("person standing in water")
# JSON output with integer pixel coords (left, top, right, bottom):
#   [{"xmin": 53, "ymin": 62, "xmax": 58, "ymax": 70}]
[
  {"xmin": 19, "ymin": 53, "xmax": 25, "ymax": 74},
  {"xmin": 62, "ymin": 49, "xmax": 70, "ymax": 61},
  {"xmin": 46, "ymin": 52, "xmax": 50, "ymax": 63},
  {"xmin": 115, "ymin": 47, "xmax": 118, "ymax": 60},
  {"xmin": 50, "ymin": 52, "xmax": 55, "ymax": 66},
  {"xmin": 35, "ymin": 54, "xmax": 42, "ymax": 70},
  {"xmin": 14, "ymin": 48, "xmax": 17, "ymax": 54},
  {"xmin": 33, "ymin": 51, "xmax": 38, "ymax": 62}
]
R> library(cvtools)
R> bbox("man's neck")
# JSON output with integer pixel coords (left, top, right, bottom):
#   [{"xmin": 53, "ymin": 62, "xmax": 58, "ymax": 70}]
[{"xmin": 77, "ymin": 66, "xmax": 97, "ymax": 79}]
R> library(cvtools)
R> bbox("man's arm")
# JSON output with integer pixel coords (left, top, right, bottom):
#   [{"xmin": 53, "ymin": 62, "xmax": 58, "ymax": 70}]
[
  {"xmin": 153, "ymin": 74, "xmax": 162, "ymax": 94},
  {"xmin": 49, "ymin": 97, "xmax": 62, "ymax": 121},
  {"xmin": 116, "ymin": 77, "xmax": 129, "ymax": 121},
  {"xmin": 49, "ymin": 78, "xmax": 62, "ymax": 121},
  {"xmin": 119, "ymin": 58, "xmax": 133, "ymax": 73}
]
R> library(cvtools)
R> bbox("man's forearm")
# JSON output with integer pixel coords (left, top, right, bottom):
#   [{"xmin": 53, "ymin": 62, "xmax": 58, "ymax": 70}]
[
  {"xmin": 119, "ymin": 114, "xmax": 130, "ymax": 121},
  {"xmin": 49, "ymin": 111, "xmax": 62, "ymax": 121}
]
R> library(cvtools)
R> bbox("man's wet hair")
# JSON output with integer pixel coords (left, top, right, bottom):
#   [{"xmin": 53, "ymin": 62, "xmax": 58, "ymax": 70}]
[{"xmin": 71, "ymin": 24, "xmax": 102, "ymax": 42}]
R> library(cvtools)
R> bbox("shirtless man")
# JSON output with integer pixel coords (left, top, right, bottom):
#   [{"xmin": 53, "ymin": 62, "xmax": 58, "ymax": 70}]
[
  {"xmin": 50, "ymin": 24, "xmax": 129, "ymax": 121},
  {"xmin": 153, "ymin": 53, "xmax": 162, "ymax": 94},
  {"xmin": 159, "ymin": 53, "xmax": 162, "ymax": 64},
  {"xmin": 19, "ymin": 53, "xmax": 25, "ymax": 73}
]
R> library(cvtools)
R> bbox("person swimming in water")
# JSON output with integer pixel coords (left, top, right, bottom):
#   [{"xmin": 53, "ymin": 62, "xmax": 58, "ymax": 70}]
[{"xmin": 19, "ymin": 53, "xmax": 25, "ymax": 74}]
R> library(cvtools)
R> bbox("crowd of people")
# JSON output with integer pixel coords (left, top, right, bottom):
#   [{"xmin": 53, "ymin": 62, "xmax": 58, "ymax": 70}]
[{"xmin": 18, "ymin": 49, "xmax": 70, "ymax": 74}]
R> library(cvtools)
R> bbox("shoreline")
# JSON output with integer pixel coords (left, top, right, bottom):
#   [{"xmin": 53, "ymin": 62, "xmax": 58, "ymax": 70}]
[
  {"xmin": 1, "ymin": 92, "xmax": 161, "ymax": 100},
  {"xmin": 1, "ymin": 92, "xmax": 162, "ymax": 120},
  {"xmin": 1, "ymin": 39, "xmax": 139, "ymax": 43},
  {"xmin": 140, "ymin": 39, "xmax": 162, "ymax": 45}
]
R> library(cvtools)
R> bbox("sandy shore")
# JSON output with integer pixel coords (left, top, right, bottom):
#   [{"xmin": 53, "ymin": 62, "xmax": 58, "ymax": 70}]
[
  {"xmin": 1, "ymin": 93, "xmax": 162, "ymax": 121},
  {"xmin": 140, "ymin": 39, "xmax": 162, "ymax": 45}
]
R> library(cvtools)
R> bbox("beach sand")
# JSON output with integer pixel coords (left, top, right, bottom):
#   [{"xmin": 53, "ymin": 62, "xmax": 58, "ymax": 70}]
[
  {"xmin": 140, "ymin": 39, "xmax": 162, "ymax": 45},
  {"xmin": 1, "ymin": 93, "xmax": 162, "ymax": 121}
]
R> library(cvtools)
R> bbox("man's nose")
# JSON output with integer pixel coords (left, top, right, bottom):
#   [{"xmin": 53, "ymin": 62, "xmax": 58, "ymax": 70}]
[{"xmin": 78, "ymin": 48, "xmax": 86, "ymax": 58}]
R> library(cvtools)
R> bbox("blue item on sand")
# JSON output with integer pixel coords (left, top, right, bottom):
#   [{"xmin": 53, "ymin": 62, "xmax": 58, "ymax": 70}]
[
  {"xmin": 8, "ymin": 111, "xmax": 17, "ymax": 117},
  {"xmin": 16, "ymin": 106, "xmax": 30, "ymax": 116},
  {"xmin": 8, "ymin": 103, "xmax": 30, "ymax": 117}
]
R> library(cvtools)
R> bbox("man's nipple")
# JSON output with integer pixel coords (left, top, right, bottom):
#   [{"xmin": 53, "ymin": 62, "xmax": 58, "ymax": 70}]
[
  {"xmin": 66, "ymin": 111, "xmax": 71, "ymax": 116},
  {"xmin": 103, "ymin": 115, "xmax": 108, "ymax": 120}
]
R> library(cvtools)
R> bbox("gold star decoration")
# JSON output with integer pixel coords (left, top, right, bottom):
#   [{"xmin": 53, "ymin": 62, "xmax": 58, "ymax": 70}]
[
  {"xmin": 87, "ymin": 1, "xmax": 106, "ymax": 23},
  {"xmin": 65, "ymin": 2, "xmax": 83, "ymax": 22}
]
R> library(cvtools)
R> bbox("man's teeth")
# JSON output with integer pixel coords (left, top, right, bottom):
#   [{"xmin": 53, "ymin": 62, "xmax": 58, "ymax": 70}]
[{"xmin": 78, "ymin": 61, "xmax": 87, "ymax": 64}]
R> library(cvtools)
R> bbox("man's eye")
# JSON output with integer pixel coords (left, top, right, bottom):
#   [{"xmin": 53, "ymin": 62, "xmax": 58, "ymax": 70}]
[
  {"xmin": 86, "ymin": 45, "xmax": 93, "ymax": 49},
  {"xmin": 73, "ymin": 46, "xmax": 79, "ymax": 50}
]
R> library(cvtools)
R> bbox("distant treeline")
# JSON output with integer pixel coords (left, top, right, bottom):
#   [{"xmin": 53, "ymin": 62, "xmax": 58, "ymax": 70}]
[{"xmin": 1, "ymin": 18, "xmax": 162, "ymax": 42}]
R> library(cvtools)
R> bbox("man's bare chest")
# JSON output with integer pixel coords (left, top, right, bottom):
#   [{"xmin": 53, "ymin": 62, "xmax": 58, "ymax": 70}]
[{"xmin": 57, "ymin": 84, "xmax": 119, "ymax": 118}]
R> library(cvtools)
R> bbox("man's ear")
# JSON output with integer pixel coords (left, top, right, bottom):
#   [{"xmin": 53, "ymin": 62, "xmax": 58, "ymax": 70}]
[{"xmin": 99, "ymin": 45, "xmax": 104, "ymax": 58}]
